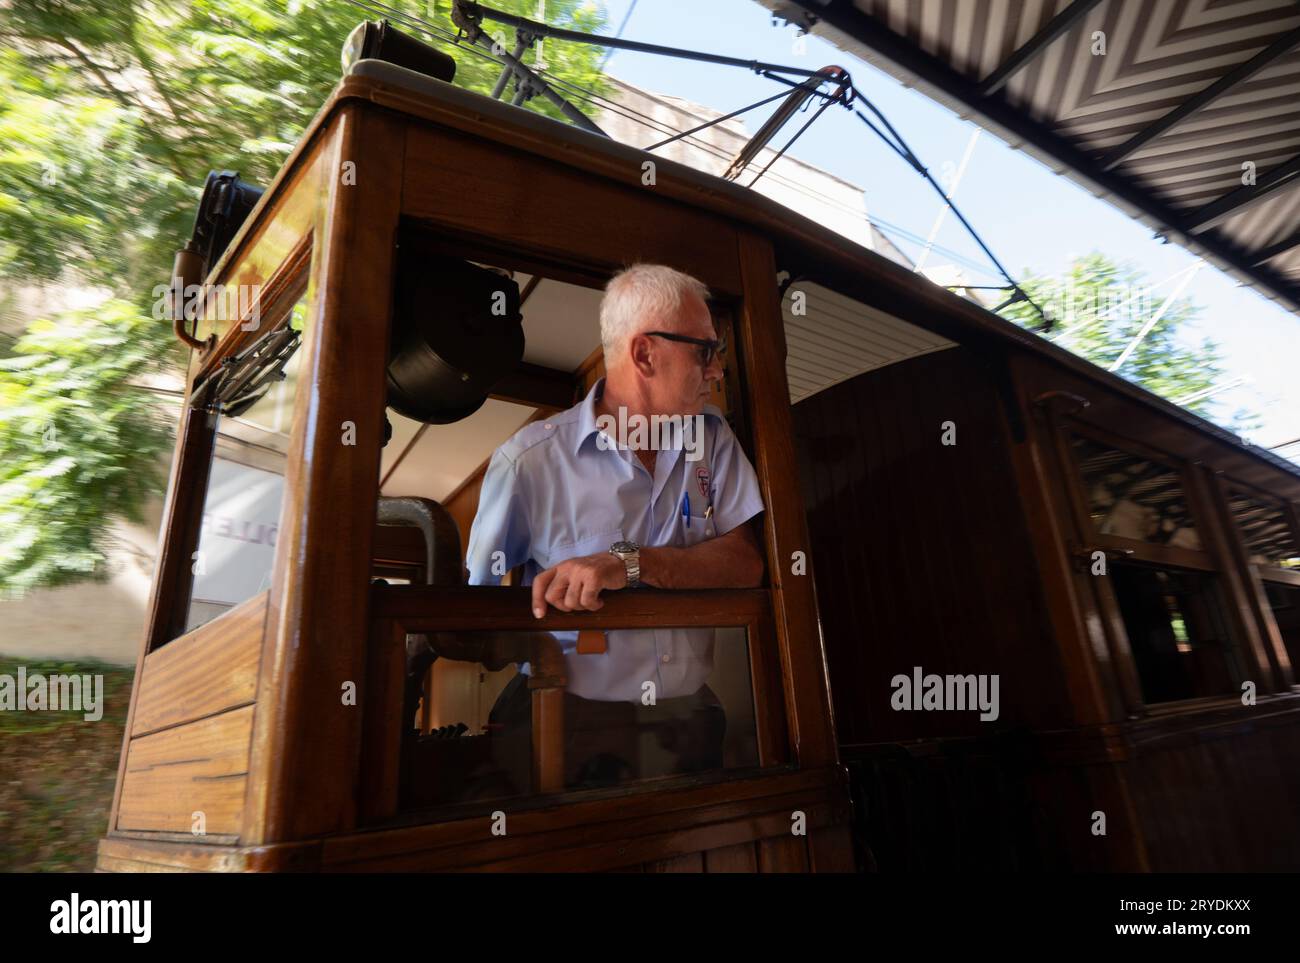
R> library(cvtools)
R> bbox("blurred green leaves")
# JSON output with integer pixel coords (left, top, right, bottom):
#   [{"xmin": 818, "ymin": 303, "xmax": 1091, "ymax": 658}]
[
  {"xmin": 0, "ymin": 0, "xmax": 609, "ymax": 594},
  {"xmin": 0, "ymin": 301, "xmax": 173, "ymax": 591},
  {"xmin": 998, "ymin": 253, "xmax": 1260, "ymax": 435}
]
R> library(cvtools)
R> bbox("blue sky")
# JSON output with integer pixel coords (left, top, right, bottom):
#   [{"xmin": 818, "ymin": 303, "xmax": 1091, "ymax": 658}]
[{"xmin": 583, "ymin": 0, "xmax": 1299, "ymax": 457}]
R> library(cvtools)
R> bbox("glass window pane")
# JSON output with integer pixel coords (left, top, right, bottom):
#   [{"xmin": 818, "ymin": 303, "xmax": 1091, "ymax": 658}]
[
  {"xmin": 1226, "ymin": 489, "xmax": 1300, "ymax": 573},
  {"xmin": 401, "ymin": 624, "xmax": 761, "ymax": 810},
  {"xmin": 1109, "ymin": 561, "xmax": 1242, "ymax": 704},
  {"xmin": 1263, "ymin": 582, "xmax": 1300, "ymax": 677},
  {"xmin": 185, "ymin": 299, "xmax": 306, "ymax": 633},
  {"xmin": 1071, "ymin": 435, "xmax": 1201, "ymax": 550}
]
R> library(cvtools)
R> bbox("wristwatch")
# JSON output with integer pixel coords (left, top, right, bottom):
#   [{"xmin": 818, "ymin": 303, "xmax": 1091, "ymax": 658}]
[{"xmin": 609, "ymin": 540, "xmax": 641, "ymax": 588}]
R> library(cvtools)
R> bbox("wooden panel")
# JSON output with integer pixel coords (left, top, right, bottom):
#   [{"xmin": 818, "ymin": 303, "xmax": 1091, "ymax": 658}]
[
  {"xmin": 648, "ymin": 852, "xmax": 703, "ymax": 873},
  {"xmin": 1125, "ymin": 703, "xmax": 1300, "ymax": 871},
  {"xmin": 96, "ymin": 769, "xmax": 854, "ymax": 872},
  {"xmin": 321, "ymin": 766, "xmax": 839, "ymax": 870},
  {"xmin": 333, "ymin": 799, "xmax": 835, "ymax": 873},
  {"xmin": 358, "ymin": 619, "xmax": 407, "ymax": 824},
  {"xmin": 703, "ymin": 841, "xmax": 758, "ymax": 872},
  {"xmin": 443, "ymin": 463, "xmax": 486, "ymax": 563},
  {"xmin": 117, "ymin": 705, "xmax": 254, "ymax": 836},
  {"xmin": 491, "ymin": 362, "xmax": 575, "ymax": 410},
  {"xmin": 757, "ymin": 834, "xmax": 809, "ymax": 872},
  {"xmin": 131, "ymin": 592, "xmax": 266, "ymax": 737},
  {"xmin": 791, "ymin": 347, "xmax": 1069, "ymax": 743},
  {"xmin": 403, "ymin": 125, "xmax": 743, "ymax": 296},
  {"xmin": 735, "ymin": 232, "xmax": 837, "ymax": 769},
  {"xmin": 96, "ymin": 836, "xmax": 320, "ymax": 873},
  {"xmin": 245, "ymin": 106, "xmax": 404, "ymax": 845},
  {"xmin": 807, "ymin": 825, "xmax": 856, "ymax": 872}
]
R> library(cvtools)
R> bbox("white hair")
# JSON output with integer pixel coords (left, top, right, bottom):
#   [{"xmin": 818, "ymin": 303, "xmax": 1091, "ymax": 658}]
[{"xmin": 599, "ymin": 263, "xmax": 710, "ymax": 364}]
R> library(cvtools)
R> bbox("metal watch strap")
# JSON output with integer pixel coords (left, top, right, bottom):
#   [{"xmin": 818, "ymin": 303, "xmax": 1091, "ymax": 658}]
[{"xmin": 610, "ymin": 542, "xmax": 641, "ymax": 588}]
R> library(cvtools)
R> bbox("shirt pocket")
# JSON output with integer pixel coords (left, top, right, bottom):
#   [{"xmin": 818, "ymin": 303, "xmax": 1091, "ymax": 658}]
[{"xmin": 677, "ymin": 500, "xmax": 717, "ymax": 547}]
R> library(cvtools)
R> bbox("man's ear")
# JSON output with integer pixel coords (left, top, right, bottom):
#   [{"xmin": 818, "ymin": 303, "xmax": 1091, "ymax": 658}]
[{"xmin": 629, "ymin": 332, "xmax": 656, "ymax": 377}]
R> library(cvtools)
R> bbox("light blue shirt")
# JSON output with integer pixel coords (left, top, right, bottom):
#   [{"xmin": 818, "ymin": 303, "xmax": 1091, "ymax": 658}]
[{"xmin": 466, "ymin": 377, "xmax": 765, "ymax": 701}]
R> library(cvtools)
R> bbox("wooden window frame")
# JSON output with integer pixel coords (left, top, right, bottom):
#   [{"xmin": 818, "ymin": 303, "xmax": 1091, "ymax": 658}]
[
  {"xmin": 1053, "ymin": 415, "xmax": 1280, "ymax": 708},
  {"xmin": 359, "ymin": 585, "xmax": 787, "ymax": 824},
  {"xmin": 145, "ymin": 248, "xmax": 311, "ymax": 652},
  {"xmin": 1220, "ymin": 477, "xmax": 1300, "ymax": 589},
  {"xmin": 1061, "ymin": 419, "xmax": 1216, "ymax": 571}
]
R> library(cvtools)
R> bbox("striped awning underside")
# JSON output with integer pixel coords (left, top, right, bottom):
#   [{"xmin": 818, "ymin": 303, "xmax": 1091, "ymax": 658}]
[
  {"xmin": 769, "ymin": 0, "xmax": 1300, "ymax": 317},
  {"xmin": 783, "ymin": 282, "xmax": 957, "ymax": 404}
]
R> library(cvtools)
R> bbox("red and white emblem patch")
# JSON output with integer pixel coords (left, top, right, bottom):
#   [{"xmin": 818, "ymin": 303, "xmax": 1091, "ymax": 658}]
[{"xmin": 696, "ymin": 466, "xmax": 711, "ymax": 499}]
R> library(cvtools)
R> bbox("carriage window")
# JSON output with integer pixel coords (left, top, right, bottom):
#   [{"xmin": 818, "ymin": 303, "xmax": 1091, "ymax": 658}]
[
  {"xmin": 184, "ymin": 297, "xmax": 306, "ymax": 633},
  {"xmin": 1225, "ymin": 488, "xmax": 1300, "ymax": 575},
  {"xmin": 1065, "ymin": 432, "xmax": 1249, "ymax": 704},
  {"xmin": 1108, "ymin": 562, "xmax": 1244, "ymax": 704},
  {"xmin": 1263, "ymin": 582, "xmax": 1300, "ymax": 681},
  {"xmin": 400, "ymin": 625, "xmax": 761, "ymax": 810},
  {"xmin": 1070, "ymin": 435, "xmax": 1200, "ymax": 549}
]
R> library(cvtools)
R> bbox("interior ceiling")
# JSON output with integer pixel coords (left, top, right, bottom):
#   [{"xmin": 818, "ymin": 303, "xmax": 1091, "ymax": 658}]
[
  {"xmin": 380, "ymin": 273, "xmax": 601, "ymax": 501},
  {"xmin": 768, "ymin": 0, "xmax": 1300, "ymax": 317}
]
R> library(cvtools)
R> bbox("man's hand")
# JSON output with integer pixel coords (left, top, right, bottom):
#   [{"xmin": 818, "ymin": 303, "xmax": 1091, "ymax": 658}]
[{"xmin": 531, "ymin": 551, "xmax": 627, "ymax": 618}]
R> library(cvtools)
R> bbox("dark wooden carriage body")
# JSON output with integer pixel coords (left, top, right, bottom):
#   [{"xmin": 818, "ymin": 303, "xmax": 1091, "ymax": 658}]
[{"xmin": 98, "ymin": 59, "xmax": 1300, "ymax": 873}]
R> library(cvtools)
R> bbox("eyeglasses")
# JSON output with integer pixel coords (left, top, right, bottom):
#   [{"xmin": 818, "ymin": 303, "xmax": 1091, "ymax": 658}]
[{"xmin": 644, "ymin": 330, "xmax": 727, "ymax": 367}]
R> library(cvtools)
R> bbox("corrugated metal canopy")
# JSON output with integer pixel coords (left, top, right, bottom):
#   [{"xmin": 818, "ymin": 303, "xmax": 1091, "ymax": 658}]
[{"xmin": 768, "ymin": 0, "xmax": 1300, "ymax": 317}]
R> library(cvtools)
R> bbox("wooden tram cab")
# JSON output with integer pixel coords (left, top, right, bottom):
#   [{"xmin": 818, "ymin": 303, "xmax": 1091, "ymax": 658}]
[
  {"xmin": 98, "ymin": 47, "xmax": 1300, "ymax": 874},
  {"xmin": 97, "ymin": 54, "xmax": 854, "ymax": 873}
]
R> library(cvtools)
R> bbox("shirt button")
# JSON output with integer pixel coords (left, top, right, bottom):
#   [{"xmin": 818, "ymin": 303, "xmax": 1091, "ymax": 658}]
[
  {"xmin": 544, "ymin": 423, "xmax": 553, "ymax": 430},
  {"xmin": 661, "ymin": 654, "xmax": 671, "ymax": 663}
]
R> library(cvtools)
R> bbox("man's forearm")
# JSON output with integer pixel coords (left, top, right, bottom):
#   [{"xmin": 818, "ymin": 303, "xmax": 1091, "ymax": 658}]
[{"xmin": 638, "ymin": 525, "xmax": 765, "ymax": 590}]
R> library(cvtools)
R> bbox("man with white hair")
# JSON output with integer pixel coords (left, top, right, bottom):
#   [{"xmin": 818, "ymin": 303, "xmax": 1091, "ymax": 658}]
[{"xmin": 466, "ymin": 262, "xmax": 766, "ymax": 791}]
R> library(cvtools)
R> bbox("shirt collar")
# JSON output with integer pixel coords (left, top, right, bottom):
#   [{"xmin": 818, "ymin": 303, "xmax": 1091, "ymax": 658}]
[{"xmin": 572, "ymin": 376, "xmax": 607, "ymax": 456}]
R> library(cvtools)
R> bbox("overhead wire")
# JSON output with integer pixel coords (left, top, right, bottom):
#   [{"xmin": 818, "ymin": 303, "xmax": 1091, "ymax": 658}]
[{"xmin": 339, "ymin": 0, "xmax": 1022, "ymax": 294}]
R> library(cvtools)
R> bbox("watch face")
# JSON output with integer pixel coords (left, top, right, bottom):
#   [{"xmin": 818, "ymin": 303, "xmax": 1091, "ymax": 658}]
[{"xmin": 611, "ymin": 540, "xmax": 638, "ymax": 555}]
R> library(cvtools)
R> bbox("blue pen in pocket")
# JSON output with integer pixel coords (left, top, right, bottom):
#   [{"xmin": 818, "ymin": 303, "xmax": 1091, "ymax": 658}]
[{"xmin": 682, "ymin": 491, "xmax": 691, "ymax": 528}]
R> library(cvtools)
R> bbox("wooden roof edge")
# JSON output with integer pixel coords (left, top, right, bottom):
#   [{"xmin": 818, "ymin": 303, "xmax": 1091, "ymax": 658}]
[{"xmin": 210, "ymin": 59, "xmax": 1300, "ymax": 488}]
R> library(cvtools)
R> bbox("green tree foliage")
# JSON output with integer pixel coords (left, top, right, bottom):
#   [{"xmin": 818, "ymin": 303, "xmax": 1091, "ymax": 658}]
[
  {"xmin": 998, "ymin": 252, "xmax": 1257, "ymax": 432},
  {"xmin": 0, "ymin": 302, "xmax": 173, "ymax": 591},
  {"xmin": 0, "ymin": 0, "xmax": 609, "ymax": 593}
]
